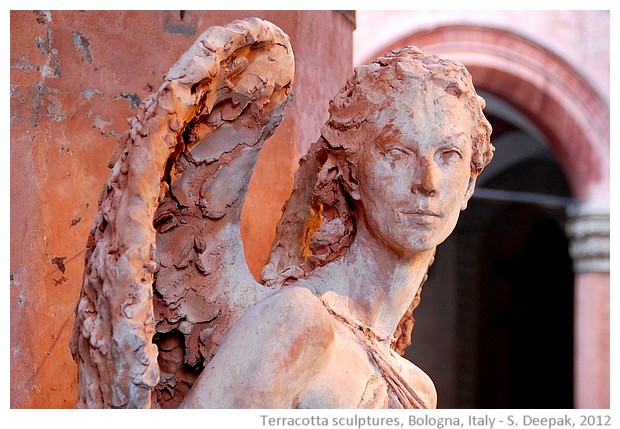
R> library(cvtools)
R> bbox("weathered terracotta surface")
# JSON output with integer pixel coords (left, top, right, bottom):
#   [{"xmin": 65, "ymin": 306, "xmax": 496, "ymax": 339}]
[{"xmin": 72, "ymin": 18, "xmax": 493, "ymax": 407}]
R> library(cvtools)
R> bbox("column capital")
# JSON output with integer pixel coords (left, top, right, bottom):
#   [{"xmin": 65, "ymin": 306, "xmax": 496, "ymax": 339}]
[{"xmin": 566, "ymin": 204, "xmax": 610, "ymax": 273}]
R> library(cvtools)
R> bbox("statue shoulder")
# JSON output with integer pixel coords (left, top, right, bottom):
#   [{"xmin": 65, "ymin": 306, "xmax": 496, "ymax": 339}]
[
  {"xmin": 249, "ymin": 285, "xmax": 335, "ymax": 347},
  {"xmin": 181, "ymin": 285, "xmax": 335, "ymax": 408},
  {"xmin": 396, "ymin": 354, "xmax": 438, "ymax": 408}
]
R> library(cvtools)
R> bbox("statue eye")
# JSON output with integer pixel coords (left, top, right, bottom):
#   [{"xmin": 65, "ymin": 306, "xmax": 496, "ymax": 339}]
[
  {"xmin": 438, "ymin": 148, "xmax": 463, "ymax": 164},
  {"xmin": 383, "ymin": 147, "xmax": 408, "ymax": 160}
]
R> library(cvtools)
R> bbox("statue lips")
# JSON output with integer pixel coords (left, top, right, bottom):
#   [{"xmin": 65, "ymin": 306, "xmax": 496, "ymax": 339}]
[{"xmin": 398, "ymin": 208, "xmax": 441, "ymax": 226}]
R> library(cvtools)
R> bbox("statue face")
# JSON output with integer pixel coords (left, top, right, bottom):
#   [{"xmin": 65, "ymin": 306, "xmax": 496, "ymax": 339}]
[{"xmin": 357, "ymin": 87, "xmax": 475, "ymax": 256}]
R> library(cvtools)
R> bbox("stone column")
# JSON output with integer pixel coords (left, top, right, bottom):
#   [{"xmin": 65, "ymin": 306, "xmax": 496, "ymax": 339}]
[{"xmin": 566, "ymin": 204, "xmax": 610, "ymax": 408}]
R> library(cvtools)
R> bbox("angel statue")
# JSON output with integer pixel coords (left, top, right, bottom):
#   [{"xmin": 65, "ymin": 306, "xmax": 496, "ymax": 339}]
[{"xmin": 70, "ymin": 17, "xmax": 493, "ymax": 409}]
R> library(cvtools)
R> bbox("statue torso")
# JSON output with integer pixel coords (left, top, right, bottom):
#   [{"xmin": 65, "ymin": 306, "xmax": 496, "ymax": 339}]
[{"xmin": 290, "ymin": 288, "xmax": 437, "ymax": 409}]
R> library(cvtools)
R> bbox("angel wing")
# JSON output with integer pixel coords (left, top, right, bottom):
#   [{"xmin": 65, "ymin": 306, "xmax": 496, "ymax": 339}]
[{"xmin": 70, "ymin": 18, "xmax": 294, "ymax": 408}]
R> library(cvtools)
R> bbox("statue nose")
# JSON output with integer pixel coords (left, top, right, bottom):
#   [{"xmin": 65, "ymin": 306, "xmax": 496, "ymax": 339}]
[{"xmin": 411, "ymin": 158, "xmax": 437, "ymax": 197}]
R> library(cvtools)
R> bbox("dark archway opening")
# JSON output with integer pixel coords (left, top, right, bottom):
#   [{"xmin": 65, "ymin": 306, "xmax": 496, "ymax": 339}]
[
  {"xmin": 460, "ymin": 93, "xmax": 575, "ymax": 408},
  {"xmin": 474, "ymin": 174, "xmax": 574, "ymax": 408}
]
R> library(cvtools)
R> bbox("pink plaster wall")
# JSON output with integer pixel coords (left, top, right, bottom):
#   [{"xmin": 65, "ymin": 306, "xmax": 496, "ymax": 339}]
[
  {"xmin": 354, "ymin": 10, "xmax": 609, "ymax": 98},
  {"xmin": 574, "ymin": 273, "xmax": 610, "ymax": 408}
]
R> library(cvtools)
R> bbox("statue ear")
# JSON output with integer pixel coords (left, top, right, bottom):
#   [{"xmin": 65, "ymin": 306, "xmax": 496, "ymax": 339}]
[
  {"xmin": 461, "ymin": 174, "xmax": 478, "ymax": 211},
  {"xmin": 344, "ymin": 162, "xmax": 361, "ymax": 201}
]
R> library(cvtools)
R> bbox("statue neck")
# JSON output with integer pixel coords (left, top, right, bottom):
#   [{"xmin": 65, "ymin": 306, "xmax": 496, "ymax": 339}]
[{"xmin": 317, "ymin": 219, "xmax": 435, "ymax": 346}]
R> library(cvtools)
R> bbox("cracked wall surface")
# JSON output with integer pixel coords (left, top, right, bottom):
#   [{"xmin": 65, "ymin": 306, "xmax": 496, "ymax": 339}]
[{"xmin": 10, "ymin": 10, "xmax": 354, "ymax": 408}]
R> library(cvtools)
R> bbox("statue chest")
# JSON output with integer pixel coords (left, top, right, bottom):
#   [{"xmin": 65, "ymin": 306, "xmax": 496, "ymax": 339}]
[{"xmin": 295, "ymin": 320, "xmax": 436, "ymax": 409}]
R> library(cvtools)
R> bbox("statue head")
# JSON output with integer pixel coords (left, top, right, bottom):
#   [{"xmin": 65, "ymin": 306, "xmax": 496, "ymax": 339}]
[{"xmin": 307, "ymin": 46, "xmax": 494, "ymax": 262}]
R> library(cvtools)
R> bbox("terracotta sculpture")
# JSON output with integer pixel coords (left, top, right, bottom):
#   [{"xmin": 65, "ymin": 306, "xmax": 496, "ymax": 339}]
[{"xmin": 71, "ymin": 18, "xmax": 493, "ymax": 409}]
